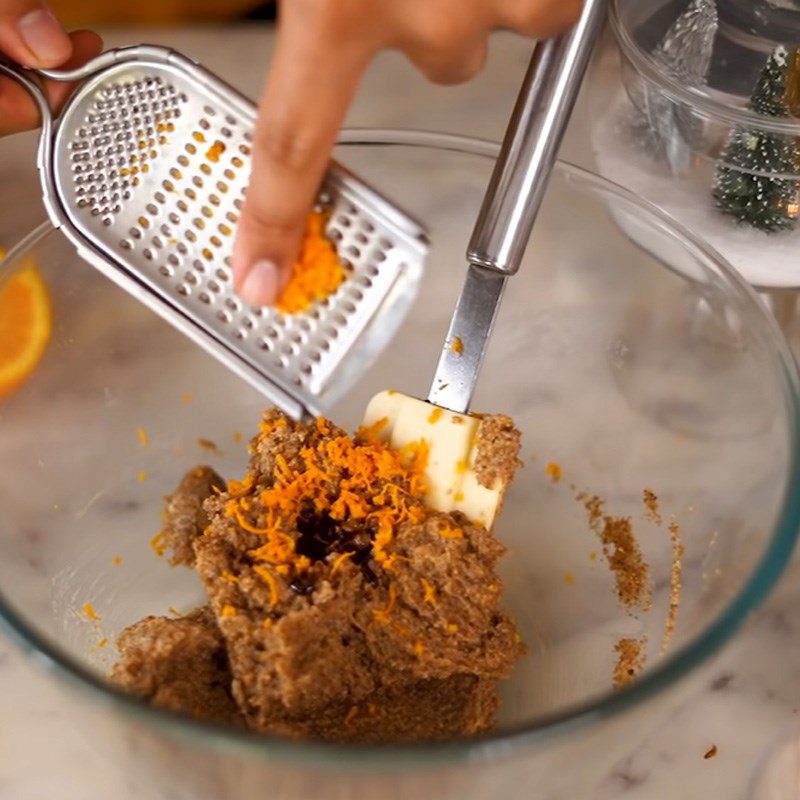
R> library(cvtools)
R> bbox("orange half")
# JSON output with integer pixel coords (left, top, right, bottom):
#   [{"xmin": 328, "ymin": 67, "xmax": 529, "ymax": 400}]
[{"xmin": 0, "ymin": 255, "xmax": 52, "ymax": 399}]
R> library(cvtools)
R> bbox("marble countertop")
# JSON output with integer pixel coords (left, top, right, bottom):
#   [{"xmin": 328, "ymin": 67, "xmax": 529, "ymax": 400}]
[{"xmin": 1, "ymin": 24, "xmax": 799, "ymax": 800}]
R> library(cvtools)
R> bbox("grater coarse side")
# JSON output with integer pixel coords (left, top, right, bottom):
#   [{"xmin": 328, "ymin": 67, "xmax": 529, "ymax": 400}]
[{"xmin": 0, "ymin": 46, "xmax": 429, "ymax": 420}]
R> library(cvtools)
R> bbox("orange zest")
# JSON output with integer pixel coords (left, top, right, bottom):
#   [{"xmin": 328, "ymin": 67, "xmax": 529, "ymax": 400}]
[
  {"xmin": 0, "ymin": 260, "xmax": 52, "ymax": 400},
  {"xmin": 224, "ymin": 413, "xmax": 430, "ymax": 599},
  {"xmin": 275, "ymin": 212, "xmax": 346, "ymax": 314}
]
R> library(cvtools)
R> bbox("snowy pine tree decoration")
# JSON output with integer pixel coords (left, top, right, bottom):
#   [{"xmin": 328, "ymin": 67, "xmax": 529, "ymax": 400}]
[{"xmin": 713, "ymin": 45, "xmax": 800, "ymax": 233}]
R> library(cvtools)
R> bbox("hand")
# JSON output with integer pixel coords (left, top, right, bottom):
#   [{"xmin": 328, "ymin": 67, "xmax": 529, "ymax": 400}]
[
  {"xmin": 0, "ymin": 1, "xmax": 102, "ymax": 136},
  {"xmin": 232, "ymin": 0, "xmax": 582, "ymax": 306}
]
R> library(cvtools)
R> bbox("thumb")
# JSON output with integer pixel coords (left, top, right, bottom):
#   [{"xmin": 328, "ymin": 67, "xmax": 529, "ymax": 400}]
[
  {"xmin": 0, "ymin": 1, "xmax": 71, "ymax": 68},
  {"xmin": 232, "ymin": 8, "xmax": 371, "ymax": 307}
]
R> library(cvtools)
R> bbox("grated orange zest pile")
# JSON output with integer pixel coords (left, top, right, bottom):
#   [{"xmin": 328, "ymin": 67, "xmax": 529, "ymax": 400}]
[
  {"xmin": 222, "ymin": 412, "xmax": 430, "ymax": 597},
  {"xmin": 276, "ymin": 212, "xmax": 346, "ymax": 314}
]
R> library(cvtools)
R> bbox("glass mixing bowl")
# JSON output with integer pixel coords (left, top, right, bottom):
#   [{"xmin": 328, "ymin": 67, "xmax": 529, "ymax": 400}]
[
  {"xmin": 590, "ymin": 0, "xmax": 800, "ymax": 291},
  {"xmin": 0, "ymin": 130, "xmax": 798, "ymax": 800}
]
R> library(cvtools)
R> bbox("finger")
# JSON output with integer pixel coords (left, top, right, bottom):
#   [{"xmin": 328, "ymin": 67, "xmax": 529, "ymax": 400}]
[
  {"xmin": 0, "ymin": 1, "xmax": 71, "ymax": 68},
  {"xmin": 497, "ymin": 0, "xmax": 583, "ymax": 38},
  {"xmin": 232, "ymin": 4, "xmax": 374, "ymax": 306},
  {"xmin": 0, "ymin": 29, "xmax": 102, "ymax": 136},
  {"xmin": 405, "ymin": 37, "xmax": 489, "ymax": 85},
  {"xmin": 43, "ymin": 29, "xmax": 103, "ymax": 111}
]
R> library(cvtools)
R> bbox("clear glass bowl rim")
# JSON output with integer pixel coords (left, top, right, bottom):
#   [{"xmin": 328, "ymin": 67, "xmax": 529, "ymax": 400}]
[
  {"xmin": 609, "ymin": 0, "xmax": 800, "ymax": 136},
  {"xmin": 0, "ymin": 127, "xmax": 798, "ymax": 769}
]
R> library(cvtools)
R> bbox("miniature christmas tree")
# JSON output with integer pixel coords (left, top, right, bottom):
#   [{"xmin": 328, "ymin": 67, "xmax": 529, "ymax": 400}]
[
  {"xmin": 630, "ymin": 0, "xmax": 718, "ymax": 174},
  {"xmin": 713, "ymin": 45, "xmax": 800, "ymax": 233}
]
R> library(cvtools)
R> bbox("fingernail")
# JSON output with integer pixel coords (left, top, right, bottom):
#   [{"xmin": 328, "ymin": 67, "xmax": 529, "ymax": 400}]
[
  {"xmin": 18, "ymin": 8, "xmax": 71, "ymax": 66},
  {"xmin": 240, "ymin": 260, "xmax": 280, "ymax": 306}
]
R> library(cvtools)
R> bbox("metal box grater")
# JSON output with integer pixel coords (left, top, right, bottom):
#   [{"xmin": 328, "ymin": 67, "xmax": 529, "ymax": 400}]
[{"xmin": 0, "ymin": 46, "xmax": 429, "ymax": 419}]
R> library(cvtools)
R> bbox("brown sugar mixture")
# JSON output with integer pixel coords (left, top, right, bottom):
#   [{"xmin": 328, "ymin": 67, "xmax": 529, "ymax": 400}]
[{"xmin": 113, "ymin": 409, "xmax": 525, "ymax": 743}]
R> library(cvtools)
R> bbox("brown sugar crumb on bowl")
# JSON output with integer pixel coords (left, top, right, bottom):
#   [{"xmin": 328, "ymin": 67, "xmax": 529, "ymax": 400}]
[
  {"xmin": 577, "ymin": 493, "xmax": 651, "ymax": 612},
  {"xmin": 661, "ymin": 519, "xmax": 684, "ymax": 655},
  {"xmin": 643, "ymin": 488, "xmax": 662, "ymax": 525},
  {"xmin": 613, "ymin": 637, "xmax": 646, "ymax": 689}
]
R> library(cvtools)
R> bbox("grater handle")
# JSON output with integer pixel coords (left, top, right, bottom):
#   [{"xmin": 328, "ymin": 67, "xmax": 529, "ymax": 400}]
[
  {"xmin": 467, "ymin": 0, "xmax": 606, "ymax": 276},
  {"xmin": 0, "ymin": 58, "xmax": 53, "ymax": 127}
]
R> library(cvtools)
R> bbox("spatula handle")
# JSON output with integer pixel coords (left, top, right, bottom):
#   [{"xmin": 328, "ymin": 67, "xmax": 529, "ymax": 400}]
[{"xmin": 467, "ymin": 0, "xmax": 607, "ymax": 275}]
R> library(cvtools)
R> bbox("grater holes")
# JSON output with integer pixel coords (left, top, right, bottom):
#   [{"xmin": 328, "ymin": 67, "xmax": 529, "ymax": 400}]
[
  {"xmin": 210, "ymin": 235, "xmax": 222, "ymax": 248},
  {"xmin": 225, "ymin": 297, "xmax": 241, "ymax": 312},
  {"xmin": 193, "ymin": 259, "xmax": 205, "ymax": 273},
  {"xmin": 203, "ymin": 105, "xmax": 216, "ymax": 116},
  {"xmin": 146, "ymin": 203, "xmax": 158, "ymax": 215},
  {"xmin": 120, "ymin": 238, "xmax": 132, "ymax": 250},
  {"xmin": 366, "ymin": 264, "xmax": 379, "ymax": 277},
  {"xmin": 208, "ymin": 280, "xmax": 222, "ymax": 294},
  {"xmin": 168, "ymin": 212, "xmax": 180, "ymax": 224},
  {"xmin": 192, "ymin": 176, "xmax": 204, "ymax": 188},
  {"xmin": 336, "ymin": 215, "xmax": 352, "ymax": 228},
  {"xmin": 244, "ymin": 131, "xmax": 253, "ymax": 143},
  {"xmin": 200, "ymin": 164, "xmax": 212, "ymax": 176},
  {"xmin": 167, "ymin": 254, "xmax": 180, "ymax": 267},
  {"xmin": 215, "ymin": 268, "xmax": 229, "ymax": 281},
  {"xmin": 177, "ymin": 200, "xmax": 188, "ymax": 212},
  {"xmin": 201, "ymin": 206, "xmax": 213, "ymax": 219},
  {"xmin": 130, "ymin": 227, "xmax": 142, "ymax": 239},
  {"xmin": 265, "ymin": 326, "xmax": 279, "ymax": 339},
  {"xmin": 329, "ymin": 229, "xmax": 343, "ymax": 243},
  {"xmin": 177, "ymin": 284, "xmax": 190, "ymax": 296},
  {"xmin": 185, "ymin": 187, "xmax": 197, "ymax": 200},
  {"xmin": 209, "ymin": 194, "xmax": 221, "ymax": 207},
  {"xmin": 217, "ymin": 310, "xmax": 231, "ymax": 324},
  {"xmin": 199, "ymin": 119, "xmax": 210, "ymax": 131},
  {"xmin": 158, "ymin": 265, "xmax": 173, "ymax": 277},
  {"xmin": 238, "ymin": 144, "xmax": 250, "ymax": 156},
  {"xmin": 152, "ymin": 236, "xmax": 164, "ymax": 249},
  {"xmin": 185, "ymin": 272, "xmax": 198, "ymax": 286},
  {"xmin": 186, "ymin": 230, "xmax": 197, "ymax": 243},
  {"xmin": 143, "ymin": 248, "xmax": 153, "ymax": 260},
  {"xmin": 177, "ymin": 242, "xmax": 188, "ymax": 255},
  {"xmin": 178, "ymin": 155, "xmax": 189, "ymax": 167},
  {"xmin": 186, "ymin": 143, "xmax": 197, "ymax": 155},
  {"xmin": 258, "ymin": 338, "xmax": 273, "ymax": 351},
  {"xmin": 160, "ymin": 223, "xmax": 171, "ymax": 236},
  {"xmin": 216, "ymin": 181, "xmax": 229, "ymax": 194},
  {"xmin": 354, "ymin": 232, "xmax": 368, "ymax": 245},
  {"xmin": 346, "ymin": 245, "xmax": 361, "ymax": 259},
  {"xmin": 300, "ymin": 364, "xmax": 312, "ymax": 375},
  {"xmin": 233, "ymin": 198, "xmax": 243, "ymax": 211},
  {"xmin": 225, "ymin": 211, "xmax": 238, "ymax": 224}
]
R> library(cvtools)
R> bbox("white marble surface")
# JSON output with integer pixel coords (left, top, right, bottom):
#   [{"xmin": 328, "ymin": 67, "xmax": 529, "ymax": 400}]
[{"xmin": 0, "ymin": 24, "xmax": 799, "ymax": 800}]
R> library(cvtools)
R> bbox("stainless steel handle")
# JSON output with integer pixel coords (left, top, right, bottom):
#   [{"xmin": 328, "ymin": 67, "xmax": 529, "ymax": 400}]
[{"xmin": 467, "ymin": 0, "xmax": 607, "ymax": 275}]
